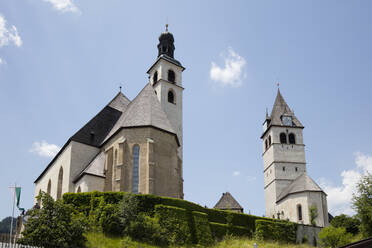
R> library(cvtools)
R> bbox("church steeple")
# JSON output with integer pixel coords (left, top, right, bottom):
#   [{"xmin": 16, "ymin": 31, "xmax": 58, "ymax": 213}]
[{"xmin": 157, "ymin": 24, "xmax": 175, "ymax": 58}]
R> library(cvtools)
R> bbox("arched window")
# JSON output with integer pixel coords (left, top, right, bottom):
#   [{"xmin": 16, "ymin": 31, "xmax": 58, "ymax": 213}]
[
  {"xmin": 168, "ymin": 90, "xmax": 175, "ymax": 104},
  {"xmin": 132, "ymin": 145, "xmax": 140, "ymax": 193},
  {"xmin": 282, "ymin": 166, "xmax": 286, "ymax": 171},
  {"xmin": 297, "ymin": 204, "xmax": 303, "ymax": 221},
  {"xmin": 47, "ymin": 179, "xmax": 51, "ymax": 195},
  {"xmin": 57, "ymin": 167, "xmax": 63, "ymax": 199},
  {"xmin": 280, "ymin": 133, "xmax": 287, "ymax": 144},
  {"xmin": 268, "ymin": 135, "xmax": 272, "ymax": 146},
  {"xmin": 289, "ymin": 133, "xmax": 296, "ymax": 144},
  {"xmin": 153, "ymin": 71, "xmax": 158, "ymax": 84},
  {"xmin": 77, "ymin": 186, "xmax": 81, "ymax": 193},
  {"xmin": 265, "ymin": 139, "xmax": 268, "ymax": 150},
  {"xmin": 168, "ymin": 70, "xmax": 175, "ymax": 83}
]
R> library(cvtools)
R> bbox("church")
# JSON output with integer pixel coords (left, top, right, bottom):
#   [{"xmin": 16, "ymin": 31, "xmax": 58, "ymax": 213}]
[
  {"xmin": 33, "ymin": 26, "xmax": 329, "ymax": 228},
  {"xmin": 34, "ymin": 26, "xmax": 184, "ymax": 200}
]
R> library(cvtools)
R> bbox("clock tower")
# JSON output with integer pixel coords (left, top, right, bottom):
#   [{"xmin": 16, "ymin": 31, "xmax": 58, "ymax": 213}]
[{"xmin": 261, "ymin": 89, "xmax": 306, "ymax": 218}]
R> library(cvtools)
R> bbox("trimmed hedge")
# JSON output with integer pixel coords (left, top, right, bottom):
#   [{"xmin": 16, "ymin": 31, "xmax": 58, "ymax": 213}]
[
  {"xmin": 210, "ymin": 222, "xmax": 228, "ymax": 240},
  {"xmin": 192, "ymin": 211, "xmax": 214, "ymax": 246},
  {"xmin": 255, "ymin": 219, "xmax": 296, "ymax": 242},
  {"xmin": 154, "ymin": 205, "xmax": 192, "ymax": 245}
]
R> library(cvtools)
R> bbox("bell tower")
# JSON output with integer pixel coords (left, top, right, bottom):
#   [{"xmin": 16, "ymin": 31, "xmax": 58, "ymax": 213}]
[
  {"xmin": 261, "ymin": 89, "xmax": 306, "ymax": 218},
  {"xmin": 147, "ymin": 25, "xmax": 185, "ymax": 161}
]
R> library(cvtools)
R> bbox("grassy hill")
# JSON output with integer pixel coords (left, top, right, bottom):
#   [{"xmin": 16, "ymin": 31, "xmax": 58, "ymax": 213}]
[{"xmin": 86, "ymin": 233, "xmax": 313, "ymax": 248}]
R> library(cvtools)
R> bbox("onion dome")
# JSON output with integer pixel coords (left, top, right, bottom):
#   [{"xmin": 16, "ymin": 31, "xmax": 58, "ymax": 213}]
[{"xmin": 157, "ymin": 24, "xmax": 175, "ymax": 58}]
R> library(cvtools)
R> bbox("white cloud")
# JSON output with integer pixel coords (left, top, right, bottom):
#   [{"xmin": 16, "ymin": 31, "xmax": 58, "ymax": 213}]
[
  {"xmin": 233, "ymin": 171, "xmax": 241, "ymax": 176},
  {"xmin": 0, "ymin": 15, "xmax": 22, "ymax": 48},
  {"xmin": 30, "ymin": 140, "xmax": 61, "ymax": 158},
  {"xmin": 320, "ymin": 152, "xmax": 372, "ymax": 216},
  {"xmin": 210, "ymin": 47, "xmax": 246, "ymax": 87},
  {"xmin": 43, "ymin": 0, "xmax": 80, "ymax": 13}
]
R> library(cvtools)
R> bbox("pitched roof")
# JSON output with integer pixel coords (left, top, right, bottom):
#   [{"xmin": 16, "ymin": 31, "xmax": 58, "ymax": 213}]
[
  {"xmin": 73, "ymin": 151, "xmax": 106, "ymax": 183},
  {"xmin": 268, "ymin": 89, "xmax": 303, "ymax": 128},
  {"xmin": 103, "ymin": 83, "xmax": 176, "ymax": 144},
  {"xmin": 277, "ymin": 173, "xmax": 325, "ymax": 203},
  {"xmin": 71, "ymin": 92, "xmax": 130, "ymax": 147},
  {"xmin": 214, "ymin": 192, "xmax": 243, "ymax": 210}
]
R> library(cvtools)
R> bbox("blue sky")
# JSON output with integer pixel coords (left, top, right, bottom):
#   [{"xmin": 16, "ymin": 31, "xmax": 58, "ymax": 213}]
[{"xmin": 1, "ymin": 0, "xmax": 372, "ymax": 219}]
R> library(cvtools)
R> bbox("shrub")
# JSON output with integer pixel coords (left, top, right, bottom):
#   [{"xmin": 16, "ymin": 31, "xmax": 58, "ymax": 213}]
[
  {"xmin": 318, "ymin": 226, "xmax": 352, "ymax": 248},
  {"xmin": 19, "ymin": 192, "xmax": 86, "ymax": 248},
  {"xmin": 99, "ymin": 203, "xmax": 122, "ymax": 235},
  {"xmin": 154, "ymin": 205, "xmax": 192, "ymax": 245},
  {"xmin": 331, "ymin": 214, "xmax": 360, "ymax": 235},
  {"xmin": 255, "ymin": 219, "xmax": 296, "ymax": 243},
  {"xmin": 192, "ymin": 211, "xmax": 214, "ymax": 246},
  {"xmin": 210, "ymin": 222, "xmax": 228, "ymax": 240}
]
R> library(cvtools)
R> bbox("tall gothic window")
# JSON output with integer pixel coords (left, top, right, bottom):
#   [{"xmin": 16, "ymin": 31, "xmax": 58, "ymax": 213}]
[
  {"xmin": 265, "ymin": 139, "xmax": 268, "ymax": 150},
  {"xmin": 168, "ymin": 70, "xmax": 175, "ymax": 83},
  {"xmin": 280, "ymin": 133, "xmax": 287, "ymax": 144},
  {"xmin": 47, "ymin": 179, "xmax": 51, "ymax": 195},
  {"xmin": 168, "ymin": 90, "xmax": 175, "ymax": 104},
  {"xmin": 289, "ymin": 133, "xmax": 296, "ymax": 144},
  {"xmin": 57, "ymin": 167, "xmax": 63, "ymax": 199},
  {"xmin": 297, "ymin": 204, "xmax": 303, "ymax": 221},
  {"xmin": 132, "ymin": 145, "xmax": 140, "ymax": 193},
  {"xmin": 153, "ymin": 71, "xmax": 158, "ymax": 84}
]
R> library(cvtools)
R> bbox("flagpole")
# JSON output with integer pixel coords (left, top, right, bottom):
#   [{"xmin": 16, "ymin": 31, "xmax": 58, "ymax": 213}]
[{"xmin": 9, "ymin": 183, "xmax": 16, "ymax": 248}]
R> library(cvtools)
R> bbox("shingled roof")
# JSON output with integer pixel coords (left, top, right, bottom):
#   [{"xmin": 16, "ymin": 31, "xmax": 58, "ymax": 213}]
[
  {"xmin": 268, "ymin": 89, "xmax": 303, "ymax": 128},
  {"xmin": 73, "ymin": 151, "xmax": 106, "ymax": 183},
  {"xmin": 214, "ymin": 192, "xmax": 244, "ymax": 212},
  {"xmin": 103, "ymin": 83, "xmax": 177, "ymax": 144},
  {"xmin": 277, "ymin": 172, "xmax": 325, "ymax": 203}
]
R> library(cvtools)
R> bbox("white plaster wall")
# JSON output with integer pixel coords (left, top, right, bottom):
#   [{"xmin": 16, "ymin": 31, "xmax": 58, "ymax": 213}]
[
  {"xmin": 34, "ymin": 143, "xmax": 72, "ymax": 202},
  {"xmin": 69, "ymin": 141, "xmax": 99, "ymax": 192},
  {"xmin": 277, "ymin": 192, "xmax": 310, "ymax": 225},
  {"xmin": 307, "ymin": 191, "xmax": 329, "ymax": 227},
  {"xmin": 75, "ymin": 174, "xmax": 105, "ymax": 192}
]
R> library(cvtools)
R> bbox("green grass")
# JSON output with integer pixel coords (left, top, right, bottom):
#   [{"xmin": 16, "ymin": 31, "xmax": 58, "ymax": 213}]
[{"xmin": 85, "ymin": 233, "xmax": 314, "ymax": 248}]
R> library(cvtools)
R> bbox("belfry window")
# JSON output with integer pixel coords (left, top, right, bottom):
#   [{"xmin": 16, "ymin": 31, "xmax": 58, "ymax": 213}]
[
  {"xmin": 268, "ymin": 135, "xmax": 272, "ymax": 146},
  {"xmin": 57, "ymin": 167, "xmax": 63, "ymax": 199},
  {"xmin": 297, "ymin": 204, "xmax": 303, "ymax": 221},
  {"xmin": 153, "ymin": 71, "xmax": 158, "ymax": 84},
  {"xmin": 289, "ymin": 133, "xmax": 296, "ymax": 144},
  {"xmin": 168, "ymin": 90, "xmax": 175, "ymax": 104},
  {"xmin": 168, "ymin": 70, "xmax": 175, "ymax": 83},
  {"xmin": 265, "ymin": 139, "xmax": 268, "ymax": 150},
  {"xmin": 280, "ymin": 133, "xmax": 287, "ymax": 144},
  {"xmin": 132, "ymin": 145, "xmax": 140, "ymax": 193}
]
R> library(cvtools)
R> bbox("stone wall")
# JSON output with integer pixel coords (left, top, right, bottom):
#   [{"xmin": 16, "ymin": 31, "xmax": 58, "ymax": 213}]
[{"xmin": 296, "ymin": 224, "xmax": 322, "ymax": 246}]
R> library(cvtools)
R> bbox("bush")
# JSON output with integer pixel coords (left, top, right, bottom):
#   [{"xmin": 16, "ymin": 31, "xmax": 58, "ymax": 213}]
[
  {"xmin": 192, "ymin": 211, "xmax": 214, "ymax": 246},
  {"xmin": 19, "ymin": 192, "xmax": 86, "ymax": 248},
  {"xmin": 330, "ymin": 214, "xmax": 360, "ymax": 235},
  {"xmin": 318, "ymin": 226, "xmax": 352, "ymax": 248},
  {"xmin": 255, "ymin": 219, "xmax": 296, "ymax": 243},
  {"xmin": 154, "ymin": 205, "xmax": 192, "ymax": 245},
  {"xmin": 210, "ymin": 222, "xmax": 228, "ymax": 240}
]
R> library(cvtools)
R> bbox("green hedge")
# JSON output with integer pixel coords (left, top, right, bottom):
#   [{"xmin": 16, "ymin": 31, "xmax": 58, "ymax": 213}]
[
  {"xmin": 192, "ymin": 211, "xmax": 214, "ymax": 246},
  {"xmin": 255, "ymin": 219, "xmax": 296, "ymax": 242},
  {"xmin": 154, "ymin": 205, "xmax": 192, "ymax": 245},
  {"xmin": 209, "ymin": 222, "xmax": 228, "ymax": 240}
]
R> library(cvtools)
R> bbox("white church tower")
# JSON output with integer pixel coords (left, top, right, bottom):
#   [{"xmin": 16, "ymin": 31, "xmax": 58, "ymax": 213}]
[
  {"xmin": 261, "ymin": 89, "xmax": 329, "ymax": 227},
  {"xmin": 147, "ymin": 25, "xmax": 185, "ymax": 160}
]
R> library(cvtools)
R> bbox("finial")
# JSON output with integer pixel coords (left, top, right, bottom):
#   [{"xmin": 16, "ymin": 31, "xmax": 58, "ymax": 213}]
[
  {"xmin": 277, "ymin": 81, "xmax": 280, "ymax": 88},
  {"xmin": 165, "ymin": 23, "xmax": 168, "ymax": 32},
  {"xmin": 119, "ymin": 85, "xmax": 122, "ymax": 92}
]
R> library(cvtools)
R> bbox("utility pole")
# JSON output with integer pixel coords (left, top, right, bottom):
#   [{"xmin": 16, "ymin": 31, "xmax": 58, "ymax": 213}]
[{"xmin": 9, "ymin": 183, "xmax": 16, "ymax": 248}]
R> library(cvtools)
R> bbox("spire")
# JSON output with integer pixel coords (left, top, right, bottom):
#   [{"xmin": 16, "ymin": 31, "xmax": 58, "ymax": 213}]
[
  {"xmin": 268, "ymin": 89, "xmax": 303, "ymax": 127},
  {"xmin": 157, "ymin": 25, "xmax": 175, "ymax": 58}
]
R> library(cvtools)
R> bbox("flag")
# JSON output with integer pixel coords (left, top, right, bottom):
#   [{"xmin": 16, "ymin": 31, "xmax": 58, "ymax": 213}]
[{"xmin": 15, "ymin": 187, "xmax": 25, "ymax": 212}]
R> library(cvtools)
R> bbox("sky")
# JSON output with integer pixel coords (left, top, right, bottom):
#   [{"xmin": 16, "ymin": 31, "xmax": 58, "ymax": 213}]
[{"xmin": 1, "ymin": 0, "xmax": 372, "ymax": 220}]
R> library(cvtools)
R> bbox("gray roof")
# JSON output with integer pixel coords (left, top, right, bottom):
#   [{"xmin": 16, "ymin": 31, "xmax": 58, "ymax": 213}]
[
  {"xmin": 103, "ymin": 83, "xmax": 176, "ymax": 144},
  {"xmin": 277, "ymin": 173, "xmax": 325, "ymax": 203},
  {"xmin": 268, "ymin": 89, "xmax": 303, "ymax": 128},
  {"xmin": 214, "ymin": 192, "xmax": 243, "ymax": 210},
  {"xmin": 73, "ymin": 151, "xmax": 106, "ymax": 183}
]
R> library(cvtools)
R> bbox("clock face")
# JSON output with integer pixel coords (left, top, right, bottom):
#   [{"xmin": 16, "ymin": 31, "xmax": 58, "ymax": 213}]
[{"xmin": 282, "ymin": 116, "xmax": 293, "ymax": 126}]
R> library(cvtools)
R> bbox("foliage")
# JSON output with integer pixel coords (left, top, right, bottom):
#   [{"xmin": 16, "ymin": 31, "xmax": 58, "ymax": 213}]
[
  {"xmin": 255, "ymin": 219, "xmax": 296, "ymax": 243},
  {"xmin": 18, "ymin": 192, "xmax": 86, "ymax": 248},
  {"xmin": 330, "ymin": 214, "xmax": 360, "ymax": 235},
  {"xmin": 154, "ymin": 204, "xmax": 192, "ymax": 245},
  {"xmin": 0, "ymin": 217, "xmax": 16, "ymax": 234},
  {"xmin": 352, "ymin": 173, "xmax": 372, "ymax": 238},
  {"xmin": 309, "ymin": 205, "xmax": 318, "ymax": 226},
  {"xmin": 192, "ymin": 211, "xmax": 214, "ymax": 246},
  {"xmin": 318, "ymin": 226, "xmax": 352, "ymax": 248}
]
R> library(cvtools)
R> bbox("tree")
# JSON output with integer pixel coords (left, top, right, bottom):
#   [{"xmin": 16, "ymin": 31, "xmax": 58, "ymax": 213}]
[
  {"xmin": 0, "ymin": 217, "xmax": 16, "ymax": 234},
  {"xmin": 18, "ymin": 192, "xmax": 86, "ymax": 248},
  {"xmin": 330, "ymin": 214, "xmax": 360, "ymax": 235},
  {"xmin": 352, "ymin": 173, "xmax": 372, "ymax": 238},
  {"xmin": 318, "ymin": 226, "xmax": 352, "ymax": 248}
]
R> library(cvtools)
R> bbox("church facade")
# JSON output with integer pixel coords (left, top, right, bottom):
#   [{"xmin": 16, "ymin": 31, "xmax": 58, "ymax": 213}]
[
  {"xmin": 262, "ymin": 90, "xmax": 329, "ymax": 227},
  {"xmin": 34, "ymin": 28, "xmax": 185, "ymax": 201}
]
